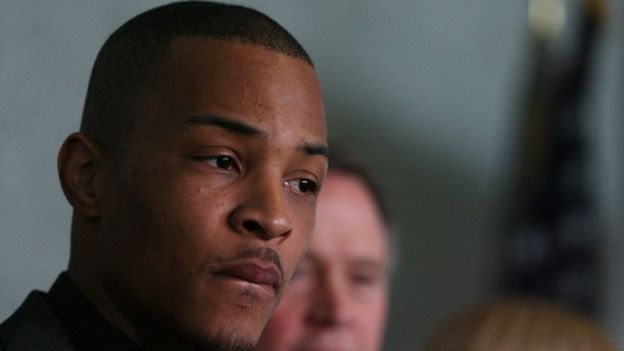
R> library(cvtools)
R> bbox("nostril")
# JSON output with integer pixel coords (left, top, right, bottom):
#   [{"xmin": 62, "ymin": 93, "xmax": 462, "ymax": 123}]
[{"xmin": 243, "ymin": 220, "xmax": 264, "ymax": 234}]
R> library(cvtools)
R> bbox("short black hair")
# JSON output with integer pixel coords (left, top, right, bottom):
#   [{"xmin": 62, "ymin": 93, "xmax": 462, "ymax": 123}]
[{"xmin": 80, "ymin": 1, "xmax": 313, "ymax": 153}]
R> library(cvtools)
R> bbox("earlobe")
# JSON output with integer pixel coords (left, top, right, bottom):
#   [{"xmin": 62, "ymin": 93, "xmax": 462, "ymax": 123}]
[{"xmin": 57, "ymin": 133, "xmax": 101, "ymax": 218}]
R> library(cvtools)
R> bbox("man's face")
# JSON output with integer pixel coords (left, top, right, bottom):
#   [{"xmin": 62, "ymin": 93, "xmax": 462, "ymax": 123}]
[
  {"xmin": 92, "ymin": 38, "xmax": 327, "ymax": 347},
  {"xmin": 256, "ymin": 172, "xmax": 390, "ymax": 351}
]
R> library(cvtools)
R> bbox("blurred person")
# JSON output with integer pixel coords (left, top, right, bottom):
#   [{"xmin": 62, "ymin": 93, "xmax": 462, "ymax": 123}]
[
  {"xmin": 0, "ymin": 2, "xmax": 328, "ymax": 350},
  {"xmin": 425, "ymin": 299, "xmax": 614, "ymax": 351},
  {"xmin": 256, "ymin": 158, "xmax": 394, "ymax": 351}
]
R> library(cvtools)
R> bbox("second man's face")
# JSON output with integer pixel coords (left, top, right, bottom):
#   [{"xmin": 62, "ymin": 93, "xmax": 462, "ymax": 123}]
[
  {"xmin": 93, "ymin": 38, "xmax": 327, "ymax": 347},
  {"xmin": 257, "ymin": 172, "xmax": 390, "ymax": 351}
]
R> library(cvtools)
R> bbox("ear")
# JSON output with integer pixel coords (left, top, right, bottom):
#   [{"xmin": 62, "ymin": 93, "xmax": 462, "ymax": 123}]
[{"xmin": 57, "ymin": 133, "xmax": 102, "ymax": 218}]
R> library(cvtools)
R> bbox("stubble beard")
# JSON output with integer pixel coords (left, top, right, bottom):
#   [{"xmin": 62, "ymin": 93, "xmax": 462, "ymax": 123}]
[{"xmin": 176, "ymin": 328, "xmax": 256, "ymax": 351}]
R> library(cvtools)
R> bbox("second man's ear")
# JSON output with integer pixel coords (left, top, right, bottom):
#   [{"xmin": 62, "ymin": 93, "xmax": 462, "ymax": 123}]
[{"xmin": 57, "ymin": 132, "xmax": 102, "ymax": 218}]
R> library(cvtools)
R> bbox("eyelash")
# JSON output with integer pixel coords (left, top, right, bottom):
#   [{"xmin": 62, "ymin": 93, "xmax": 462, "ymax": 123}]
[
  {"xmin": 192, "ymin": 155, "xmax": 319, "ymax": 195},
  {"xmin": 284, "ymin": 178, "xmax": 319, "ymax": 195},
  {"xmin": 192, "ymin": 155, "xmax": 239, "ymax": 171},
  {"xmin": 351, "ymin": 273, "xmax": 377, "ymax": 286}
]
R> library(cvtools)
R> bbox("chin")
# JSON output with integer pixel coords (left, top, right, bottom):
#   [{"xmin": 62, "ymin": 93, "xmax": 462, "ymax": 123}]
[
  {"xmin": 148, "ymin": 282, "xmax": 277, "ymax": 349},
  {"xmin": 166, "ymin": 319, "xmax": 257, "ymax": 351},
  {"xmin": 141, "ymin": 302, "xmax": 264, "ymax": 351},
  {"xmin": 184, "ymin": 330, "xmax": 255, "ymax": 351}
]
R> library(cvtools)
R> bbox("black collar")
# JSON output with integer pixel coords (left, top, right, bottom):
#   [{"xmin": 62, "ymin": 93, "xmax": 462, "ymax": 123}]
[{"xmin": 45, "ymin": 272, "xmax": 141, "ymax": 351}]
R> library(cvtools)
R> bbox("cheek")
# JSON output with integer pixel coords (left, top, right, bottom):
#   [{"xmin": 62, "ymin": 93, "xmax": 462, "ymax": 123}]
[
  {"xmin": 286, "ymin": 190, "xmax": 317, "ymax": 227},
  {"xmin": 356, "ymin": 295, "xmax": 388, "ymax": 347},
  {"xmin": 279, "ymin": 215, "xmax": 314, "ymax": 280},
  {"xmin": 140, "ymin": 176, "xmax": 228, "ymax": 230},
  {"xmin": 280, "ymin": 237, "xmax": 310, "ymax": 282},
  {"xmin": 114, "ymin": 177, "xmax": 231, "ymax": 275}
]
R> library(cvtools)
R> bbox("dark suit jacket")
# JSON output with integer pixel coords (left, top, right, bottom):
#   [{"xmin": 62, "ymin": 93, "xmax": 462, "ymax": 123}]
[{"xmin": 0, "ymin": 291, "xmax": 73, "ymax": 351}]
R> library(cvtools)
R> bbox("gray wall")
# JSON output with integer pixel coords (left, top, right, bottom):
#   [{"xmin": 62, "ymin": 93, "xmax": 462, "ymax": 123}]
[{"xmin": 1, "ymin": 1, "xmax": 622, "ymax": 350}]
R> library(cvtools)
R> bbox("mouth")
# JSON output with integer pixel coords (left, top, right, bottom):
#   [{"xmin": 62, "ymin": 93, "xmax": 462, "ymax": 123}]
[{"xmin": 214, "ymin": 261, "xmax": 281, "ymax": 295}]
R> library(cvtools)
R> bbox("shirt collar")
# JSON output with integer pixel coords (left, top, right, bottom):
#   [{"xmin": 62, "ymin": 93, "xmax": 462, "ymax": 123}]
[{"xmin": 45, "ymin": 272, "xmax": 141, "ymax": 351}]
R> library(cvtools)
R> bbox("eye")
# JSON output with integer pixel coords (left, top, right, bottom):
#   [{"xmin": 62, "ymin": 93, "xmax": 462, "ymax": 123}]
[
  {"xmin": 212, "ymin": 156, "xmax": 234, "ymax": 170},
  {"xmin": 285, "ymin": 178, "xmax": 319, "ymax": 195},
  {"xmin": 193, "ymin": 155, "xmax": 238, "ymax": 171},
  {"xmin": 349, "ymin": 268, "xmax": 385, "ymax": 289},
  {"xmin": 351, "ymin": 273, "xmax": 377, "ymax": 287}
]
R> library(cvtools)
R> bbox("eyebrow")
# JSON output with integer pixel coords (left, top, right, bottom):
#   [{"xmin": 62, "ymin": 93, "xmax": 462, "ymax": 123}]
[
  {"xmin": 302, "ymin": 143, "xmax": 329, "ymax": 160},
  {"xmin": 183, "ymin": 114, "xmax": 265, "ymax": 137},
  {"xmin": 184, "ymin": 113, "xmax": 328, "ymax": 160}
]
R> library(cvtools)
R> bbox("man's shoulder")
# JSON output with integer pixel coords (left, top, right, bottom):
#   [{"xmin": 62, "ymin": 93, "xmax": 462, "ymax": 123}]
[{"xmin": 0, "ymin": 291, "xmax": 72, "ymax": 351}]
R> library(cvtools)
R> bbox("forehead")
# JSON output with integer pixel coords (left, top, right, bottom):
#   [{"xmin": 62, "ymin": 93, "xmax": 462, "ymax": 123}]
[
  {"xmin": 311, "ymin": 173, "xmax": 388, "ymax": 262},
  {"xmin": 149, "ymin": 37, "xmax": 325, "ymax": 136}
]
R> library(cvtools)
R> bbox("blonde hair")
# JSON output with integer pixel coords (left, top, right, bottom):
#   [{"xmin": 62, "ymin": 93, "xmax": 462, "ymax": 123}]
[{"xmin": 426, "ymin": 299, "xmax": 614, "ymax": 351}]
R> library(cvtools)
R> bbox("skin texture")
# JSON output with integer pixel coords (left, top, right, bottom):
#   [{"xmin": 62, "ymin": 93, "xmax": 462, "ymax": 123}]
[
  {"xmin": 57, "ymin": 38, "xmax": 327, "ymax": 350},
  {"xmin": 256, "ymin": 171, "xmax": 390, "ymax": 351}
]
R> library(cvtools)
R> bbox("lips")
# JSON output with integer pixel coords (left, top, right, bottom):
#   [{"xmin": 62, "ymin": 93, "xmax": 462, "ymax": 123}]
[{"xmin": 215, "ymin": 262, "xmax": 281, "ymax": 289}]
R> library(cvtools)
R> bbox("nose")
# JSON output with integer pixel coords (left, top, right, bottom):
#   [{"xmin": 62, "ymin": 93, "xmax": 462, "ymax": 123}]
[
  {"xmin": 306, "ymin": 270, "xmax": 353, "ymax": 327},
  {"xmin": 229, "ymin": 177, "xmax": 293, "ymax": 240}
]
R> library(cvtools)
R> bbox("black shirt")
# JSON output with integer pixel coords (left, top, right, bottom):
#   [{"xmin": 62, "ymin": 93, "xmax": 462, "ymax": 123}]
[{"xmin": 45, "ymin": 272, "xmax": 141, "ymax": 351}]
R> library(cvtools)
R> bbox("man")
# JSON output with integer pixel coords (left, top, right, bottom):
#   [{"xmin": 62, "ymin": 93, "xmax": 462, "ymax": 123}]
[
  {"xmin": 0, "ymin": 2, "xmax": 327, "ymax": 350},
  {"xmin": 256, "ymin": 160, "xmax": 393, "ymax": 351}
]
